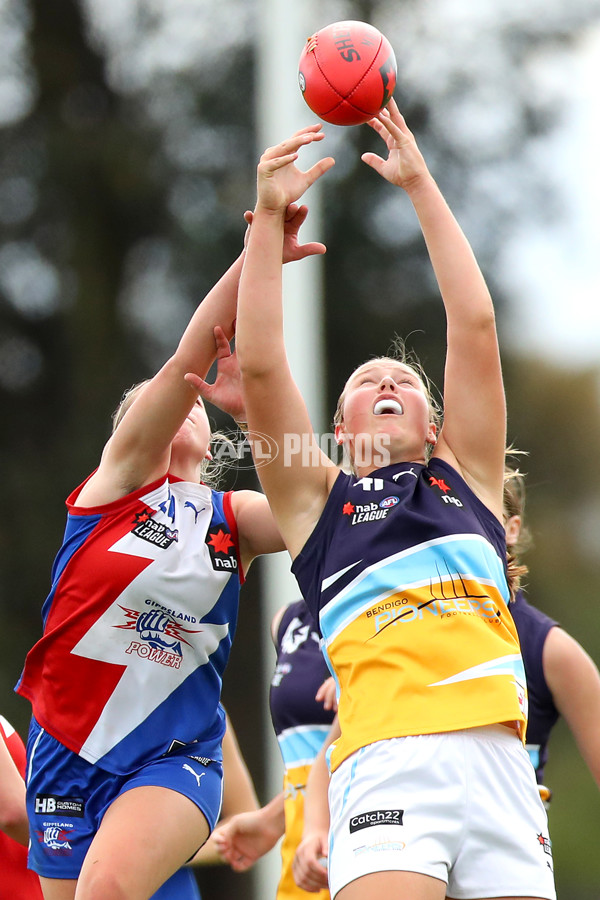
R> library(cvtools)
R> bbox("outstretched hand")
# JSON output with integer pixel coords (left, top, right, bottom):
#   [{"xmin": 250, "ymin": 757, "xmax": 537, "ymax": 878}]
[
  {"xmin": 256, "ymin": 125, "xmax": 335, "ymax": 213},
  {"xmin": 184, "ymin": 326, "xmax": 245, "ymax": 424},
  {"xmin": 315, "ymin": 676, "xmax": 338, "ymax": 712},
  {"xmin": 244, "ymin": 203, "xmax": 327, "ymax": 262},
  {"xmin": 361, "ymin": 98, "xmax": 429, "ymax": 189},
  {"xmin": 212, "ymin": 810, "xmax": 281, "ymax": 873},
  {"xmin": 293, "ymin": 831, "xmax": 329, "ymax": 893}
]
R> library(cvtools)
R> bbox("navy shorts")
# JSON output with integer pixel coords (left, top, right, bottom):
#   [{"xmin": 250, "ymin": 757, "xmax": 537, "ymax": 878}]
[{"xmin": 26, "ymin": 718, "xmax": 223, "ymax": 880}]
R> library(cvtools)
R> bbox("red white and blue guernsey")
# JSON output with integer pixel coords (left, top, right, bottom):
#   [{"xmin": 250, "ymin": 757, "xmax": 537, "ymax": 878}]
[
  {"xmin": 292, "ymin": 459, "xmax": 527, "ymax": 772},
  {"xmin": 16, "ymin": 473, "xmax": 242, "ymax": 775}
]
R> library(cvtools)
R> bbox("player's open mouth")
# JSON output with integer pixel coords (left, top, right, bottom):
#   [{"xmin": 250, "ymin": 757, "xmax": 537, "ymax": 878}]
[{"xmin": 373, "ymin": 398, "xmax": 403, "ymax": 416}]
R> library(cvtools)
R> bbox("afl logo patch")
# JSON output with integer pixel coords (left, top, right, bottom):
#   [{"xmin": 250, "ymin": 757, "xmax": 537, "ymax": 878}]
[{"xmin": 379, "ymin": 496, "xmax": 399, "ymax": 509}]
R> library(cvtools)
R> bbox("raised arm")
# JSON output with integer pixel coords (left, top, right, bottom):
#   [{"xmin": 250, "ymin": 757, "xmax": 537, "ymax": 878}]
[
  {"xmin": 363, "ymin": 101, "xmax": 506, "ymax": 517},
  {"xmin": 236, "ymin": 127, "xmax": 338, "ymax": 559},
  {"xmin": 77, "ymin": 250, "xmax": 245, "ymax": 507}
]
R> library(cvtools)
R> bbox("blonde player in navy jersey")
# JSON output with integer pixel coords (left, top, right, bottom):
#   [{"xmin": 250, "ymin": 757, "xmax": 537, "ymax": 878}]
[
  {"xmin": 16, "ymin": 206, "xmax": 325, "ymax": 900},
  {"xmin": 200, "ymin": 101, "xmax": 557, "ymax": 900},
  {"xmin": 294, "ymin": 469, "xmax": 600, "ymax": 893}
]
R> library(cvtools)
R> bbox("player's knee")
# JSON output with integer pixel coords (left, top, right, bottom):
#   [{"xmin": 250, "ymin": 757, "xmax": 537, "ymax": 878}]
[{"xmin": 76, "ymin": 865, "xmax": 131, "ymax": 900}]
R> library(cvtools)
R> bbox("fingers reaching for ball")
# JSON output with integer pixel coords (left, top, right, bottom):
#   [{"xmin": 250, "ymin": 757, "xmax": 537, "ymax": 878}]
[
  {"xmin": 361, "ymin": 99, "xmax": 429, "ymax": 190},
  {"xmin": 256, "ymin": 128, "xmax": 335, "ymax": 213}
]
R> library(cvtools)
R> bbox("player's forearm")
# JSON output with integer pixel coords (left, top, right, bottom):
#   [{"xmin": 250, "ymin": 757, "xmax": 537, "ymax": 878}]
[
  {"xmin": 237, "ymin": 209, "xmax": 288, "ymax": 381},
  {"xmin": 189, "ymin": 831, "xmax": 227, "ymax": 866},
  {"xmin": 406, "ymin": 175, "xmax": 495, "ymax": 330},
  {"xmin": 304, "ymin": 723, "xmax": 338, "ymax": 835},
  {"xmin": 174, "ymin": 251, "xmax": 244, "ymax": 377},
  {"xmin": 0, "ymin": 798, "xmax": 30, "ymax": 846},
  {"xmin": 255, "ymin": 791, "xmax": 286, "ymax": 837}
]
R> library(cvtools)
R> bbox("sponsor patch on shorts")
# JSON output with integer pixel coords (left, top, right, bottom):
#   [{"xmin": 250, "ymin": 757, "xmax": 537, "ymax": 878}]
[
  {"xmin": 34, "ymin": 794, "xmax": 85, "ymax": 817},
  {"xmin": 349, "ymin": 809, "xmax": 404, "ymax": 833}
]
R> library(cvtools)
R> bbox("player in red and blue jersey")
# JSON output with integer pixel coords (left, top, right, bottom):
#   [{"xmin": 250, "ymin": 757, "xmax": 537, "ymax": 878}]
[
  {"xmin": 0, "ymin": 714, "xmax": 44, "ymax": 898},
  {"xmin": 16, "ymin": 207, "xmax": 324, "ymax": 900}
]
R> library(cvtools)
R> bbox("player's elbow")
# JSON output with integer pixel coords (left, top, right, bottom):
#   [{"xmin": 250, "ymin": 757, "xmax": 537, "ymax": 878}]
[
  {"xmin": 238, "ymin": 346, "xmax": 284, "ymax": 382},
  {"xmin": 0, "ymin": 803, "xmax": 29, "ymax": 844}
]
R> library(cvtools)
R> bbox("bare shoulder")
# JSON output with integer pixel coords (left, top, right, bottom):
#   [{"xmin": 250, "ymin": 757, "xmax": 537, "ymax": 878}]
[
  {"xmin": 270, "ymin": 602, "xmax": 291, "ymax": 645},
  {"xmin": 431, "ymin": 444, "xmax": 504, "ymax": 522},
  {"xmin": 543, "ymin": 626, "xmax": 600, "ymax": 712},
  {"xmin": 543, "ymin": 626, "xmax": 598, "ymax": 674},
  {"xmin": 233, "ymin": 466, "xmax": 341, "ymax": 562},
  {"xmin": 229, "ymin": 489, "xmax": 270, "ymax": 519}
]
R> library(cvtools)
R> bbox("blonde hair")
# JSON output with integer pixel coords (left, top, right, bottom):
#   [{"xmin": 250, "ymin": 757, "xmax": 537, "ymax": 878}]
[
  {"xmin": 503, "ymin": 463, "xmax": 532, "ymax": 601},
  {"xmin": 112, "ymin": 381, "xmax": 150, "ymax": 433},
  {"xmin": 111, "ymin": 381, "xmax": 230, "ymax": 488},
  {"xmin": 333, "ymin": 339, "xmax": 442, "ymax": 472}
]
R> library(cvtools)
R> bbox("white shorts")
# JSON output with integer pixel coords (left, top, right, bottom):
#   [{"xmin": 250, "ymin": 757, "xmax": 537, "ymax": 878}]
[{"xmin": 327, "ymin": 726, "xmax": 556, "ymax": 900}]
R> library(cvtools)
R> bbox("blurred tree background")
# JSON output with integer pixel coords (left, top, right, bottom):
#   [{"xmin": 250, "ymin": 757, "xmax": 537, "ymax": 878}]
[{"xmin": 1, "ymin": 0, "xmax": 599, "ymax": 897}]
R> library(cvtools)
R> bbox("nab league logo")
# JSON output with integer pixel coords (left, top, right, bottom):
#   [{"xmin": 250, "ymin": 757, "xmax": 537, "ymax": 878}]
[
  {"xmin": 205, "ymin": 526, "xmax": 238, "ymax": 573},
  {"xmin": 342, "ymin": 496, "xmax": 399, "ymax": 526},
  {"xmin": 131, "ymin": 506, "xmax": 179, "ymax": 548}
]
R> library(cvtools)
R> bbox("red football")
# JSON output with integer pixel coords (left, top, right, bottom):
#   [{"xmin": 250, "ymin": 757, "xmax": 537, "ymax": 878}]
[{"xmin": 298, "ymin": 20, "xmax": 397, "ymax": 126}]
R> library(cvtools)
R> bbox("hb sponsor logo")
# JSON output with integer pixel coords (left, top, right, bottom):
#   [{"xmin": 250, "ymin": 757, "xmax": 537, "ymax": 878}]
[
  {"xmin": 349, "ymin": 809, "xmax": 404, "ymax": 833},
  {"xmin": 205, "ymin": 526, "xmax": 238, "ymax": 573},
  {"xmin": 34, "ymin": 794, "xmax": 85, "ymax": 817}
]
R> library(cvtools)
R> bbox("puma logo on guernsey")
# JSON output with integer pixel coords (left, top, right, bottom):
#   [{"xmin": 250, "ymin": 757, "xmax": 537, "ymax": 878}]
[{"xmin": 184, "ymin": 501, "xmax": 206, "ymax": 523}]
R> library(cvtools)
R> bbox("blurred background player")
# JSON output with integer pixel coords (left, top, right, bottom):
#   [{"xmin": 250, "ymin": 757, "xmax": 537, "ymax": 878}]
[
  {"xmin": 0, "ymin": 713, "xmax": 44, "ymax": 898},
  {"xmin": 503, "ymin": 468, "xmax": 600, "ymax": 799},
  {"xmin": 214, "ymin": 599, "xmax": 336, "ymax": 900}
]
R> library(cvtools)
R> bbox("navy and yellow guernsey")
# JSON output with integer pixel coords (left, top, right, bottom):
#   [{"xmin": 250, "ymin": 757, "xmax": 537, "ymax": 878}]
[
  {"xmin": 292, "ymin": 459, "xmax": 527, "ymax": 773},
  {"xmin": 270, "ymin": 600, "xmax": 334, "ymax": 900}
]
